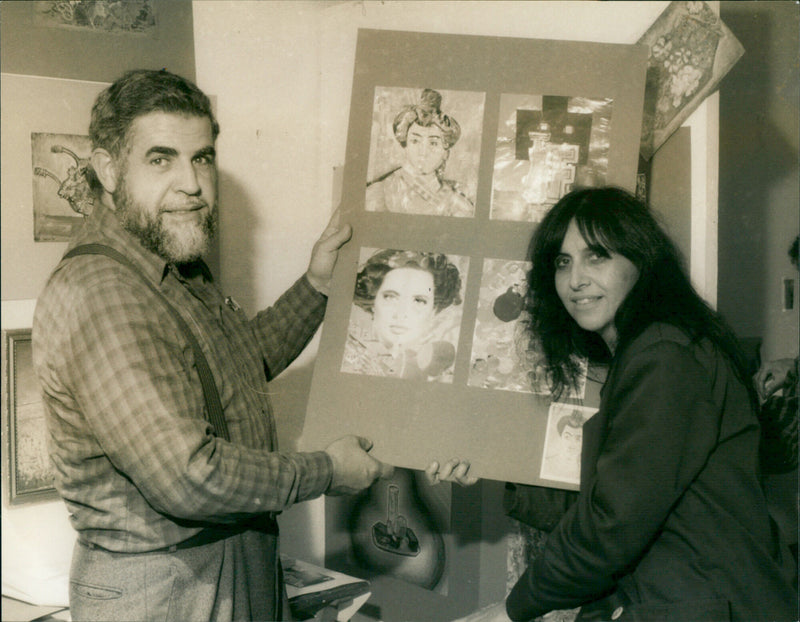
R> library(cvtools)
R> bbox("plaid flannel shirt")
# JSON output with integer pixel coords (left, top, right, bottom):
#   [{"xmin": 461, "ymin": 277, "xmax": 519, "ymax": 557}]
[{"xmin": 33, "ymin": 204, "xmax": 333, "ymax": 552}]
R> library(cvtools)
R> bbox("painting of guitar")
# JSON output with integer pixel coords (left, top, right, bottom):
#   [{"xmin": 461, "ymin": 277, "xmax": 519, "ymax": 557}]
[{"xmin": 348, "ymin": 467, "xmax": 447, "ymax": 590}]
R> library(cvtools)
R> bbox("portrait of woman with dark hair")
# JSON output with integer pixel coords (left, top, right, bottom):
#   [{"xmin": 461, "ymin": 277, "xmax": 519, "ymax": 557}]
[
  {"xmin": 365, "ymin": 87, "xmax": 483, "ymax": 218},
  {"xmin": 341, "ymin": 248, "xmax": 467, "ymax": 382}
]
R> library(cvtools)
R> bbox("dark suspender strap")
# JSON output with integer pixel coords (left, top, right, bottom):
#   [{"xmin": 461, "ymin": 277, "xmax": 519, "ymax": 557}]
[{"xmin": 63, "ymin": 243, "xmax": 231, "ymax": 442}]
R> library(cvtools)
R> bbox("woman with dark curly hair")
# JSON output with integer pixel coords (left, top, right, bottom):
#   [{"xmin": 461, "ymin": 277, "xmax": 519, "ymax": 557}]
[
  {"xmin": 342, "ymin": 248, "xmax": 463, "ymax": 381},
  {"xmin": 366, "ymin": 89, "xmax": 474, "ymax": 217},
  {"xmin": 455, "ymin": 187, "xmax": 795, "ymax": 622}
]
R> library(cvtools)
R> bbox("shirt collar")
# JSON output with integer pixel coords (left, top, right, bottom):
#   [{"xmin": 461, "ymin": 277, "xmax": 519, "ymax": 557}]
[{"xmin": 72, "ymin": 202, "xmax": 172, "ymax": 284}]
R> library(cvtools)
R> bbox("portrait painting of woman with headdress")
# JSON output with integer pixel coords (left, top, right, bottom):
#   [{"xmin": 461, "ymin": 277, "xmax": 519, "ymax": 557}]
[{"xmin": 365, "ymin": 87, "xmax": 484, "ymax": 218}]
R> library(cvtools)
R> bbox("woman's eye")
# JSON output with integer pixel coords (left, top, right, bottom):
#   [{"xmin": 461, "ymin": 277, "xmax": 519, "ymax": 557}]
[
  {"xmin": 555, "ymin": 256, "xmax": 570, "ymax": 269},
  {"xmin": 381, "ymin": 292, "xmax": 398, "ymax": 301},
  {"xmin": 413, "ymin": 296, "xmax": 430, "ymax": 306}
]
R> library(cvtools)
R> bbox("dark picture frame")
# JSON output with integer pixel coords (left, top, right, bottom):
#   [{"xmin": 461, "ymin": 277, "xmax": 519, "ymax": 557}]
[{"xmin": 3, "ymin": 329, "xmax": 58, "ymax": 505}]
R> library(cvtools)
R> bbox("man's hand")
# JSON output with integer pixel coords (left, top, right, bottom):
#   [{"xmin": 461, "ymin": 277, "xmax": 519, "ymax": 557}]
[
  {"xmin": 325, "ymin": 436, "xmax": 394, "ymax": 495},
  {"xmin": 424, "ymin": 458, "xmax": 479, "ymax": 487},
  {"xmin": 306, "ymin": 209, "xmax": 352, "ymax": 296}
]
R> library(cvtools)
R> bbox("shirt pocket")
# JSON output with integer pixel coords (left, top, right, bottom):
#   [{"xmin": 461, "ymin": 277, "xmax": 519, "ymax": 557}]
[{"xmin": 71, "ymin": 580, "xmax": 123, "ymax": 600}]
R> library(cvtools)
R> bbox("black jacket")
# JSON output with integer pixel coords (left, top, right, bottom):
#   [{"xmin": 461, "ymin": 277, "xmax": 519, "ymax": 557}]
[{"xmin": 506, "ymin": 324, "xmax": 796, "ymax": 621}]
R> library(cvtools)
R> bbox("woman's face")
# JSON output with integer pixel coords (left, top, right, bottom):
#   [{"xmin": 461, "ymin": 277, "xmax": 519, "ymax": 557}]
[
  {"xmin": 554, "ymin": 219, "xmax": 639, "ymax": 351},
  {"xmin": 404, "ymin": 123, "xmax": 448, "ymax": 176},
  {"xmin": 373, "ymin": 267, "xmax": 436, "ymax": 349}
]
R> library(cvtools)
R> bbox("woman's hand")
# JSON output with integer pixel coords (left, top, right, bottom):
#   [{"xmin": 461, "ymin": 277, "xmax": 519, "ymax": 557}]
[{"xmin": 424, "ymin": 458, "xmax": 479, "ymax": 487}]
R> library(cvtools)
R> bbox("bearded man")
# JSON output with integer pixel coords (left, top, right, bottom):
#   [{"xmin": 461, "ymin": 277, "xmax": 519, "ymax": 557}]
[{"xmin": 32, "ymin": 69, "xmax": 394, "ymax": 621}]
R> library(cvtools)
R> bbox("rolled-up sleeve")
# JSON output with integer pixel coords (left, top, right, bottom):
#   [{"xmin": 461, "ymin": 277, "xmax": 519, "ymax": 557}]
[{"xmin": 252, "ymin": 275, "xmax": 327, "ymax": 380}]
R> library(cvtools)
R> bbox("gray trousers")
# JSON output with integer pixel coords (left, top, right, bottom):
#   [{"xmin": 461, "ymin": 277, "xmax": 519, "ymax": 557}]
[{"xmin": 69, "ymin": 530, "xmax": 290, "ymax": 621}]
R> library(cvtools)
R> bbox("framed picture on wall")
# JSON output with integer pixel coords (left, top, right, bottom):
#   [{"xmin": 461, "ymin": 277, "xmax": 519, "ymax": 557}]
[
  {"xmin": 3, "ymin": 329, "xmax": 58, "ymax": 504},
  {"xmin": 31, "ymin": 131, "xmax": 94, "ymax": 241},
  {"xmin": 0, "ymin": 0, "xmax": 196, "ymax": 83},
  {"xmin": 301, "ymin": 28, "xmax": 647, "ymax": 490}
]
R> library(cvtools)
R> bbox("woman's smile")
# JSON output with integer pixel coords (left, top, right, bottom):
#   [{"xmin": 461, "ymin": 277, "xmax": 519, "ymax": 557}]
[{"xmin": 555, "ymin": 220, "xmax": 639, "ymax": 351}]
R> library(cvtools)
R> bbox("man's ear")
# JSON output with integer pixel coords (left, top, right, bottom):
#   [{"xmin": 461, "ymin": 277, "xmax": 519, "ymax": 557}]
[{"xmin": 90, "ymin": 148, "xmax": 119, "ymax": 194}]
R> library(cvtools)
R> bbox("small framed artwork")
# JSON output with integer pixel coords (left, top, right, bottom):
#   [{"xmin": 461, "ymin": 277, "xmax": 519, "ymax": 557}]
[
  {"xmin": 4, "ymin": 328, "xmax": 58, "ymax": 504},
  {"xmin": 31, "ymin": 131, "xmax": 94, "ymax": 241},
  {"xmin": 1, "ymin": 0, "xmax": 196, "ymax": 84},
  {"xmin": 1, "ymin": 73, "xmax": 108, "ymax": 302},
  {"xmin": 539, "ymin": 402, "xmax": 599, "ymax": 488}
]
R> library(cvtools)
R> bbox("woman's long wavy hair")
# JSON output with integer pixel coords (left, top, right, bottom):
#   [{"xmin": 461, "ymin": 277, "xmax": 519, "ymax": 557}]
[
  {"xmin": 353, "ymin": 249, "xmax": 462, "ymax": 314},
  {"xmin": 527, "ymin": 186, "xmax": 752, "ymax": 399}
]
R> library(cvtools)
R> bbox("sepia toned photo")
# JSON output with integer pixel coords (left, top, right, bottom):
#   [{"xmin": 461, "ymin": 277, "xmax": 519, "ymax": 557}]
[
  {"xmin": 341, "ymin": 248, "xmax": 468, "ymax": 383},
  {"xmin": 365, "ymin": 86, "xmax": 484, "ymax": 218},
  {"xmin": 3, "ymin": 4, "xmax": 792, "ymax": 621}
]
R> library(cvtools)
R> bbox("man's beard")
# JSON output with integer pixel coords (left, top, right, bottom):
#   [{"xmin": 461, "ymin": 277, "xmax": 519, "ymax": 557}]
[{"xmin": 113, "ymin": 178, "xmax": 217, "ymax": 264}]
